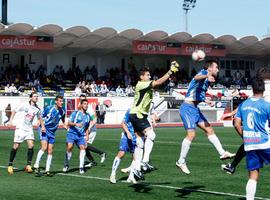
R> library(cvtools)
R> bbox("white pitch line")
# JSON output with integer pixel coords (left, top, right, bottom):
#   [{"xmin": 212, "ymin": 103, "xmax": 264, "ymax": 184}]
[
  {"xmin": 0, "ymin": 165, "xmax": 269, "ymax": 200},
  {"xmin": 57, "ymin": 171, "xmax": 270, "ymax": 200}
]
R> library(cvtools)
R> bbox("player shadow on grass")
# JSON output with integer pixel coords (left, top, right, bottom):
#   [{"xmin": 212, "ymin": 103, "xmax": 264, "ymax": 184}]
[
  {"xmin": 127, "ymin": 181, "xmax": 172, "ymax": 194},
  {"xmin": 34, "ymin": 166, "xmax": 93, "ymax": 177},
  {"xmin": 175, "ymin": 184, "xmax": 240, "ymax": 199},
  {"xmin": 175, "ymin": 185, "xmax": 205, "ymax": 198},
  {"xmin": 128, "ymin": 183, "xmax": 153, "ymax": 193}
]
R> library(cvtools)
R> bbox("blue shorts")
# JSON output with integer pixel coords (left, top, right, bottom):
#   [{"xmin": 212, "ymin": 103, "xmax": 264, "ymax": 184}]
[
  {"xmin": 179, "ymin": 102, "xmax": 208, "ymax": 130},
  {"xmin": 119, "ymin": 132, "xmax": 136, "ymax": 153},
  {"xmin": 66, "ymin": 133, "xmax": 86, "ymax": 146},
  {"xmin": 246, "ymin": 148, "xmax": 270, "ymax": 171},
  {"xmin": 38, "ymin": 127, "xmax": 55, "ymax": 144}
]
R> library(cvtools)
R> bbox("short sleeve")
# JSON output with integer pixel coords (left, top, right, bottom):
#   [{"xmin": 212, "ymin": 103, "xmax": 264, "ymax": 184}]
[
  {"xmin": 235, "ymin": 104, "xmax": 242, "ymax": 119},
  {"xmin": 198, "ymin": 69, "xmax": 208, "ymax": 76},
  {"xmin": 123, "ymin": 110, "xmax": 130, "ymax": 124},
  {"xmin": 42, "ymin": 106, "xmax": 50, "ymax": 118},
  {"xmin": 69, "ymin": 111, "xmax": 77, "ymax": 122}
]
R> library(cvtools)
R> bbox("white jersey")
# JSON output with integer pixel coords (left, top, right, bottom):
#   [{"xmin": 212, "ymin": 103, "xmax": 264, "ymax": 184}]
[
  {"xmin": 14, "ymin": 102, "xmax": 41, "ymax": 131},
  {"xmin": 87, "ymin": 105, "xmax": 97, "ymax": 132}
]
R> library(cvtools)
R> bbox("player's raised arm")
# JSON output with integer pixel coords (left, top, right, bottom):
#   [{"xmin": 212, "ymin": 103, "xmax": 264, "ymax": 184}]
[
  {"xmin": 152, "ymin": 61, "xmax": 179, "ymax": 88},
  {"xmin": 194, "ymin": 71, "xmax": 215, "ymax": 82}
]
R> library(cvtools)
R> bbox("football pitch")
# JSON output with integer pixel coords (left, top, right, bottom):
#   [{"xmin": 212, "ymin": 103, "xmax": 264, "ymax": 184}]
[{"xmin": 0, "ymin": 127, "xmax": 269, "ymax": 200}]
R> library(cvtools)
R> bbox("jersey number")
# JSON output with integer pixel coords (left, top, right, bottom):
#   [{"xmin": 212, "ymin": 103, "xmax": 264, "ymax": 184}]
[{"xmin": 247, "ymin": 113, "xmax": 254, "ymax": 129}]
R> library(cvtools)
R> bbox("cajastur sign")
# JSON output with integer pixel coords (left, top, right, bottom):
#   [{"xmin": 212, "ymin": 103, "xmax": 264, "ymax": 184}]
[
  {"xmin": 0, "ymin": 35, "xmax": 54, "ymax": 50},
  {"xmin": 133, "ymin": 40, "xmax": 226, "ymax": 57}
]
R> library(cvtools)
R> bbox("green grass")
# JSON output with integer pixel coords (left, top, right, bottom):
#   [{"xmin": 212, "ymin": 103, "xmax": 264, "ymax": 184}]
[{"xmin": 0, "ymin": 127, "xmax": 269, "ymax": 200}]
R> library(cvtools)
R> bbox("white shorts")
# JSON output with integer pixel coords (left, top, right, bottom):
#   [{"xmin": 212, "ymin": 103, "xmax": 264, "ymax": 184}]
[
  {"xmin": 87, "ymin": 131, "xmax": 97, "ymax": 144},
  {"xmin": 14, "ymin": 129, "xmax": 35, "ymax": 143}
]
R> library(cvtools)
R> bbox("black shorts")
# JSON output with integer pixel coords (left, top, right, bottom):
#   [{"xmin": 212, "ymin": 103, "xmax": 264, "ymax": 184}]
[{"xmin": 129, "ymin": 113, "xmax": 151, "ymax": 134}]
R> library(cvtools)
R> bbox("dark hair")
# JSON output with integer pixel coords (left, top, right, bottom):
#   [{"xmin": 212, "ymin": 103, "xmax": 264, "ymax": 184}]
[
  {"xmin": 252, "ymin": 78, "xmax": 265, "ymax": 94},
  {"xmin": 256, "ymin": 67, "xmax": 270, "ymax": 80},
  {"xmin": 203, "ymin": 59, "xmax": 218, "ymax": 70},
  {"xmin": 139, "ymin": 67, "xmax": 150, "ymax": 77},
  {"xmin": 29, "ymin": 92, "xmax": 37, "ymax": 98},
  {"xmin": 55, "ymin": 95, "xmax": 63, "ymax": 101},
  {"xmin": 80, "ymin": 99, "xmax": 88, "ymax": 104},
  {"xmin": 79, "ymin": 94, "xmax": 86, "ymax": 98}
]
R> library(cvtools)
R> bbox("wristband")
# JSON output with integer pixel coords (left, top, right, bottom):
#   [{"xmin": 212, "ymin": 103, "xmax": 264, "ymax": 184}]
[{"xmin": 167, "ymin": 70, "xmax": 173, "ymax": 76}]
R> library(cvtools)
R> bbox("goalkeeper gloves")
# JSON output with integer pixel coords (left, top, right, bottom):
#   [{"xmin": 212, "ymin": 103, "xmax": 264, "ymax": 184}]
[{"xmin": 168, "ymin": 61, "xmax": 179, "ymax": 75}]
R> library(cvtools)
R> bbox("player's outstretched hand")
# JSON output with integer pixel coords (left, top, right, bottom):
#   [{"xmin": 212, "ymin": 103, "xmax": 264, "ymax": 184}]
[
  {"xmin": 170, "ymin": 61, "xmax": 180, "ymax": 73},
  {"xmin": 220, "ymin": 112, "xmax": 233, "ymax": 120}
]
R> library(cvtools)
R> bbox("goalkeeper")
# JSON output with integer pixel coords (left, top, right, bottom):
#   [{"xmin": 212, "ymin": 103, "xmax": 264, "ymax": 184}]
[{"xmin": 126, "ymin": 61, "xmax": 180, "ymax": 183}]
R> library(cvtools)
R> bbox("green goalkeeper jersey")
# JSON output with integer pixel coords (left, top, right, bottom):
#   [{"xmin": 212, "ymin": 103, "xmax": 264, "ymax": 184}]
[{"xmin": 130, "ymin": 81, "xmax": 153, "ymax": 118}]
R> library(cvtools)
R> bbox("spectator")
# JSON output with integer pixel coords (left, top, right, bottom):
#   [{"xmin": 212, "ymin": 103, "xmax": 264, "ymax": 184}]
[
  {"xmin": 74, "ymin": 84, "xmax": 82, "ymax": 96},
  {"xmin": 100, "ymin": 81, "xmax": 109, "ymax": 96},
  {"xmin": 4, "ymin": 84, "xmax": 10, "ymax": 93},
  {"xmin": 9, "ymin": 83, "xmax": 17, "ymax": 93},
  {"xmin": 115, "ymin": 85, "xmax": 124, "ymax": 96},
  {"xmin": 96, "ymin": 103, "xmax": 107, "ymax": 124},
  {"xmin": 125, "ymin": 85, "xmax": 134, "ymax": 96},
  {"xmin": 90, "ymin": 81, "xmax": 98, "ymax": 96}
]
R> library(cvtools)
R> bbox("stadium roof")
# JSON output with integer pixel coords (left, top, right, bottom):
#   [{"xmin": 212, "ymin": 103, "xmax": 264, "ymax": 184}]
[{"xmin": 1, "ymin": 23, "xmax": 270, "ymax": 58}]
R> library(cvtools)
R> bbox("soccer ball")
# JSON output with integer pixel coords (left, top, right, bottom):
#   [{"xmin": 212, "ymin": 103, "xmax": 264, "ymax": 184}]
[{"xmin": 191, "ymin": 50, "xmax": 206, "ymax": 62}]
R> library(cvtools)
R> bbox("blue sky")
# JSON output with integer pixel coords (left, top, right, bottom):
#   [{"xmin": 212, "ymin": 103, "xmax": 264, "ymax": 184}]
[{"xmin": 8, "ymin": 0, "xmax": 270, "ymax": 38}]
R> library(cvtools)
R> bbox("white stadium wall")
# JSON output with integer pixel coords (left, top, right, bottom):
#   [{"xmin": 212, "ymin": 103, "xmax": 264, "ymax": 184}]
[
  {"xmin": 0, "ymin": 96, "xmax": 134, "ymax": 126},
  {"xmin": 0, "ymin": 96, "xmax": 228, "ymax": 126}
]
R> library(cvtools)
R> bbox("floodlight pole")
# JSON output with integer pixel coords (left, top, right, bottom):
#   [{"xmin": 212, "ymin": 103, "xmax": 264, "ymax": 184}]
[
  {"xmin": 182, "ymin": 0, "xmax": 196, "ymax": 33},
  {"xmin": 184, "ymin": 9, "xmax": 188, "ymax": 32},
  {"xmin": 2, "ymin": 0, "xmax": 7, "ymax": 25}
]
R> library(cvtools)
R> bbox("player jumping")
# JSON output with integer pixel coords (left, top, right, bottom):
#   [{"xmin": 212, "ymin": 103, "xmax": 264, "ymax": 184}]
[
  {"xmin": 127, "ymin": 61, "xmax": 180, "ymax": 183},
  {"xmin": 177, "ymin": 60, "xmax": 235, "ymax": 175}
]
